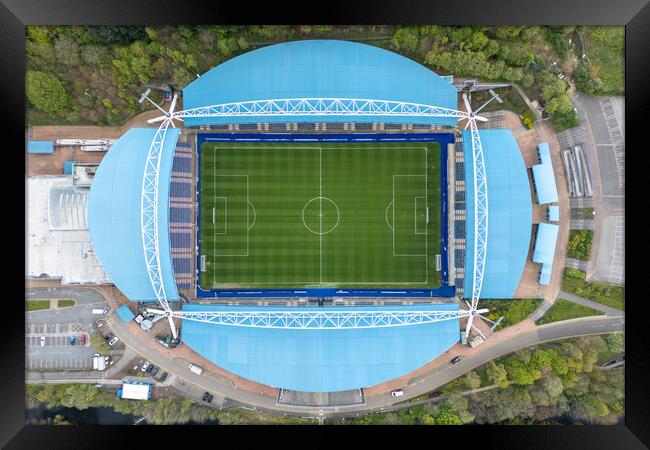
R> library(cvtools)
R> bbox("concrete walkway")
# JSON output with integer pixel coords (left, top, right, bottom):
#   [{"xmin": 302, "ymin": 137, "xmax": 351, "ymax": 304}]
[{"xmin": 558, "ymin": 290, "xmax": 623, "ymax": 317}]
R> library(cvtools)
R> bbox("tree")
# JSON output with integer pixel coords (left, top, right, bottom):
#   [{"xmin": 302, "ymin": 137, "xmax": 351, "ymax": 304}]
[
  {"xmin": 504, "ymin": 357, "xmax": 541, "ymax": 385},
  {"xmin": 392, "ymin": 27, "xmax": 420, "ymax": 54},
  {"xmin": 26, "ymin": 70, "xmax": 69, "ymax": 114},
  {"xmin": 54, "ymin": 36, "xmax": 80, "ymax": 67},
  {"xmin": 464, "ymin": 370, "xmax": 482, "ymax": 390},
  {"xmin": 541, "ymin": 375, "xmax": 565, "ymax": 399},
  {"xmin": 86, "ymin": 26, "xmax": 148, "ymax": 44},
  {"xmin": 605, "ymin": 332, "xmax": 624, "ymax": 353},
  {"xmin": 443, "ymin": 395, "xmax": 475, "ymax": 424},
  {"xmin": 432, "ymin": 405, "xmax": 463, "ymax": 425},
  {"xmin": 486, "ymin": 361, "xmax": 509, "ymax": 388}
]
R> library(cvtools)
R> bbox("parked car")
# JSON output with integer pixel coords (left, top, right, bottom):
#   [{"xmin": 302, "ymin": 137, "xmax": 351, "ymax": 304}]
[
  {"xmin": 141, "ymin": 361, "xmax": 150, "ymax": 372},
  {"xmin": 159, "ymin": 372, "xmax": 168, "ymax": 382},
  {"xmin": 202, "ymin": 392, "xmax": 213, "ymax": 403},
  {"xmin": 95, "ymin": 319, "xmax": 104, "ymax": 328},
  {"xmin": 108, "ymin": 336, "xmax": 119, "ymax": 346},
  {"xmin": 40, "ymin": 336, "xmax": 46, "ymax": 347},
  {"xmin": 146, "ymin": 364, "xmax": 155, "ymax": 373},
  {"xmin": 390, "ymin": 389, "xmax": 404, "ymax": 397},
  {"xmin": 104, "ymin": 333, "xmax": 114, "ymax": 342},
  {"xmin": 150, "ymin": 367, "xmax": 159, "ymax": 376},
  {"xmin": 69, "ymin": 336, "xmax": 76, "ymax": 345},
  {"xmin": 163, "ymin": 91, "xmax": 172, "ymax": 102},
  {"xmin": 79, "ymin": 335, "xmax": 86, "ymax": 346},
  {"xmin": 451, "ymin": 356, "xmax": 462, "ymax": 365}
]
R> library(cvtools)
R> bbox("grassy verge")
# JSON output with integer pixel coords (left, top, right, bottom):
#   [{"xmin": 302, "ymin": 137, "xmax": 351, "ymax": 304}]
[
  {"xmin": 57, "ymin": 300, "xmax": 75, "ymax": 308},
  {"xmin": 480, "ymin": 299, "xmax": 543, "ymax": 330},
  {"xmin": 26, "ymin": 300, "xmax": 50, "ymax": 311},
  {"xmin": 567, "ymin": 230, "xmax": 593, "ymax": 260},
  {"xmin": 581, "ymin": 26, "xmax": 624, "ymax": 95},
  {"xmin": 562, "ymin": 269, "xmax": 624, "ymax": 310},
  {"xmin": 90, "ymin": 332, "xmax": 110, "ymax": 354},
  {"xmin": 537, "ymin": 299, "xmax": 603, "ymax": 325}
]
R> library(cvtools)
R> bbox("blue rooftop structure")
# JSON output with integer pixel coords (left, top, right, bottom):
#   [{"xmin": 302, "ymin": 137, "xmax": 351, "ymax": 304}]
[
  {"xmin": 28, "ymin": 140, "xmax": 54, "ymax": 154},
  {"xmin": 533, "ymin": 222, "xmax": 559, "ymax": 265},
  {"xmin": 117, "ymin": 304, "xmax": 136, "ymax": 322},
  {"xmin": 182, "ymin": 40, "xmax": 458, "ymax": 127},
  {"xmin": 539, "ymin": 264, "xmax": 553, "ymax": 285},
  {"xmin": 548, "ymin": 205, "xmax": 560, "ymax": 222},
  {"xmin": 181, "ymin": 304, "xmax": 460, "ymax": 392},
  {"xmin": 532, "ymin": 162, "xmax": 559, "ymax": 204},
  {"xmin": 63, "ymin": 160, "xmax": 75, "ymax": 175},
  {"xmin": 88, "ymin": 127, "xmax": 180, "ymax": 302},
  {"xmin": 537, "ymin": 142, "xmax": 551, "ymax": 164},
  {"xmin": 462, "ymin": 129, "xmax": 532, "ymax": 299}
]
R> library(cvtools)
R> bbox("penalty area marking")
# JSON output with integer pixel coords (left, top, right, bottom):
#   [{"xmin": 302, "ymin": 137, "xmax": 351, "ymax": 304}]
[
  {"xmin": 385, "ymin": 201, "xmax": 394, "ymax": 230},
  {"xmin": 248, "ymin": 202, "xmax": 256, "ymax": 230}
]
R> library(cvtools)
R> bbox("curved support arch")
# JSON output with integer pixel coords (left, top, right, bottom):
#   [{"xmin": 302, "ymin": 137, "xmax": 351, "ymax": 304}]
[
  {"xmin": 166, "ymin": 309, "xmax": 488, "ymax": 330},
  {"xmin": 148, "ymin": 98, "xmax": 486, "ymax": 123}
]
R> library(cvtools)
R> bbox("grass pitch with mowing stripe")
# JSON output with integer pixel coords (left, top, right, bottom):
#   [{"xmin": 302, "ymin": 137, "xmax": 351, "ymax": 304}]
[{"xmin": 199, "ymin": 142, "xmax": 441, "ymax": 289}]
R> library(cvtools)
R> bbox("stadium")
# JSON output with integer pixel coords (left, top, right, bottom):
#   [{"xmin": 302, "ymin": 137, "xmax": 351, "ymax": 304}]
[{"xmin": 74, "ymin": 40, "xmax": 558, "ymax": 396}]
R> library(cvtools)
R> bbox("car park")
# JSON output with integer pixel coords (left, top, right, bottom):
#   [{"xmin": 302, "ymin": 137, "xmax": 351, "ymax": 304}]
[
  {"xmin": 390, "ymin": 389, "xmax": 404, "ymax": 397},
  {"xmin": 451, "ymin": 356, "xmax": 462, "ymax": 364},
  {"xmin": 69, "ymin": 336, "xmax": 76, "ymax": 345},
  {"xmin": 141, "ymin": 361, "xmax": 150, "ymax": 372},
  {"xmin": 159, "ymin": 372, "xmax": 168, "ymax": 382},
  {"xmin": 108, "ymin": 336, "xmax": 119, "ymax": 346}
]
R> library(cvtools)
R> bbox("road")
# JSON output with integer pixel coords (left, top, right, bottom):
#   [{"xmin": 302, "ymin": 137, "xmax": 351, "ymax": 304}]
[{"xmin": 107, "ymin": 306, "xmax": 623, "ymax": 416}]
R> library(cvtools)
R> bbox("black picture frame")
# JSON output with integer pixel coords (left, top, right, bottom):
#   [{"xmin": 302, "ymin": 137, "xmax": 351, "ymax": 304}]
[{"xmin": 6, "ymin": 0, "xmax": 646, "ymax": 447}]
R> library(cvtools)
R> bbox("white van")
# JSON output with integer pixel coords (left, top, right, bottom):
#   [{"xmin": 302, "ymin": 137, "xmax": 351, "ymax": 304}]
[
  {"xmin": 189, "ymin": 363, "xmax": 203, "ymax": 375},
  {"xmin": 391, "ymin": 389, "xmax": 404, "ymax": 397},
  {"xmin": 92, "ymin": 308, "xmax": 108, "ymax": 315}
]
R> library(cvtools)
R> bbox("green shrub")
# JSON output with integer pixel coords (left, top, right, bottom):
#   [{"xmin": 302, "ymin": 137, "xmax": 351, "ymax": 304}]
[{"xmin": 567, "ymin": 230, "xmax": 593, "ymax": 260}]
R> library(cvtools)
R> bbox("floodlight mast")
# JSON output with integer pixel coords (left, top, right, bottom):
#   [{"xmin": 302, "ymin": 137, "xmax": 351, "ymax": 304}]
[{"xmin": 142, "ymin": 95, "xmax": 491, "ymax": 336}]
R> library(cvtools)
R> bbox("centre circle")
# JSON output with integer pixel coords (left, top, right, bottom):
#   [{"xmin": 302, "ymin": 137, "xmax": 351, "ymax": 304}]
[{"xmin": 302, "ymin": 197, "xmax": 340, "ymax": 235}]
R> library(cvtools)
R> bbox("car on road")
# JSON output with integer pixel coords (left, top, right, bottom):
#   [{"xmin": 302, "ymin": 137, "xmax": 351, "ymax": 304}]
[
  {"xmin": 150, "ymin": 367, "xmax": 159, "ymax": 376},
  {"xmin": 391, "ymin": 389, "xmax": 404, "ymax": 397},
  {"xmin": 141, "ymin": 361, "xmax": 150, "ymax": 372},
  {"xmin": 69, "ymin": 336, "xmax": 76, "ymax": 345},
  {"xmin": 202, "ymin": 392, "xmax": 213, "ymax": 403},
  {"xmin": 159, "ymin": 372, "xmax": 168, "ymax": 382},
  {"xmin": 108, "ymin": 336, "xmax": 119, "ymax": 346},
  {"xmin": 79, "ymin": 335, "xmax": 86, "ymax": 346},
  {"xmin": 451, "ymin": 356, "xmax": 462, "ymax": 365},
  {"xmin": 40, "ymin": 336, "xmax": 46, "ymax": 347}
]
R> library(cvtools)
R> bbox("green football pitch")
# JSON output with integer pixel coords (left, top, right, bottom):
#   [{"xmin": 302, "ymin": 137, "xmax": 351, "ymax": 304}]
[{"xmin": 199, "ymin": 141, "xmax": 442, "ymax": 289}]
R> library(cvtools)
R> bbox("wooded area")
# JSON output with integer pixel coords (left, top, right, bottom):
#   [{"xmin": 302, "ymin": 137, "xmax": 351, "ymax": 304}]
[{"xmin": 25, "ymin": 25, "xmax": 623, "ymax": 130}]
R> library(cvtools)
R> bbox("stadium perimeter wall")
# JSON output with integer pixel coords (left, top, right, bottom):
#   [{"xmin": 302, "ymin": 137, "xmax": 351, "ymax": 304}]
[{"xmin": 195, "ymin": 133, "xmax": 454, "ymax": 299}]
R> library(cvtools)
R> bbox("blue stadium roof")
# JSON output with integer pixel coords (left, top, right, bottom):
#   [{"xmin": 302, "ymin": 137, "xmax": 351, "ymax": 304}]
[
  {"xmin": 533, "ymin": 222, "xmax": 559, "ymax": 265},
  {"xmin": 181, "ymin": 304, "xmax": 460, "ymax": 392},
  {"xmin": 182, "ymin": 40, "xmax": 458, "ymax": 126},
  {"xmin": 88, "ymin": 127, "xmax": 180, "ymax": 302},
  {"xmin": 532, "ymin": 161, "xmax": 559, "ymax": 204},
  {"xmin": 28, "ymin": 140, "xmax": 54, "ymax": 154},
  {"xmin": 463, "ymin": 129, "xmax": 532, "ymax": 299},
  {"xmin": 548, "ymin": 205, "xmax": 560, "ymax": 222}
]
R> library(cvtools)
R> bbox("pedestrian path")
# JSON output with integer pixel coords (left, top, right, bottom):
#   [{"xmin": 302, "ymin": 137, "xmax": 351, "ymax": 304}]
[{"xmin": 558, "ymin": 290, "xmax": 623, "ymax": 317}]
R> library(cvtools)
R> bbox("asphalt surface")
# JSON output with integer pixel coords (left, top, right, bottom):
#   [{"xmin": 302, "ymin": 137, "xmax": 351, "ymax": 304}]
[
  {"xmin": 572, "ymin": 93, "xmax": 625, "ymax": 286},
  {"xmin": 108, "ymin": 307, "xmax": 623, "ymax": 416},
  {"xmin": 26, "ymin": 287, "xmax": 110, "ymax": 371}
]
